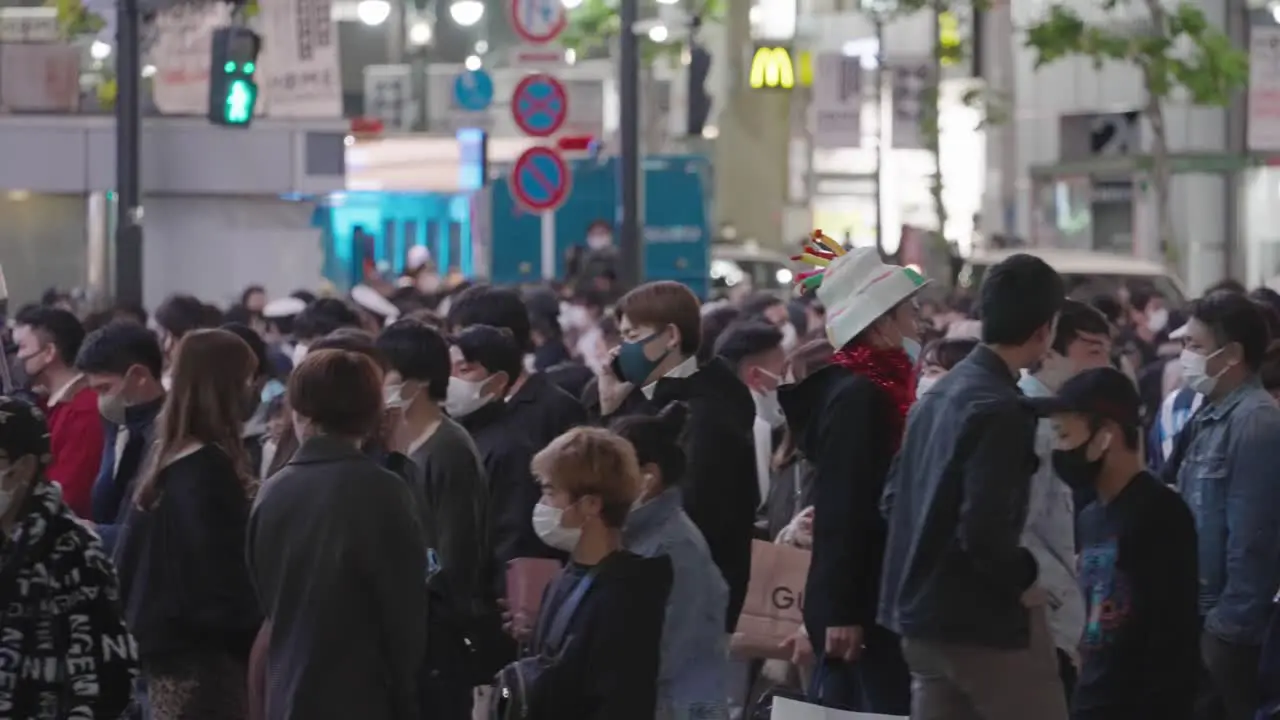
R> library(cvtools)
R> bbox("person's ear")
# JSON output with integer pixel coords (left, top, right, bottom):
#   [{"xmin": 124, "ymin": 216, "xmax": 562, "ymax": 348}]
[
  {"xmin": 485, "ymin": 371, "xmax": 510, "ymax": 397},
  {"xmin": 576, "ymin": 494, "xmax": 603, "ymax": 523},
  {"xmin": 1090, "ymin": 425, "xmax": 1114, "ymax": 461},
  {"xmin": 665, "ymin": 324, "xmax": 681, "ymax": 353},
  {"xmin": 640, "ymin": 462, "xmax": 661, "ymax": 493}
]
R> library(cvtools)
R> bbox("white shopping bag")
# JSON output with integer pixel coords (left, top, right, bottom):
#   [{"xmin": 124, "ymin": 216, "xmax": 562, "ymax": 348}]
[{"xmin": 770, "ymin": 696, "xmax": 908, "ymax": 720}]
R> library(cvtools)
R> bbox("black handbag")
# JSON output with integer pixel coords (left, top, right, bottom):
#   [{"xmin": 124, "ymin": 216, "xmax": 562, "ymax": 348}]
[{"xmin": 489, "ymin": 571, "xmax": 597, "ymax": 720}]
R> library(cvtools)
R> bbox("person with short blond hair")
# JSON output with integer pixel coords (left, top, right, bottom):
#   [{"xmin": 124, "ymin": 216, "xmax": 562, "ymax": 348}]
[{"xmin": 499, "ymin": 426, "xmax": 673, "ymax": 720}]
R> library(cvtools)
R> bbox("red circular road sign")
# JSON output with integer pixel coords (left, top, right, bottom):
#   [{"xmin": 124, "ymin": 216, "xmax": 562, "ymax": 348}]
[
  {"xmin": 510, "ymin": 146, "xmax": 571, "ymax": 213},
  {"xmin": 511, "ymin": 73, "xmax": 568, "ymax": 138},
  {"xmin": 508, "ymin": 0, "xmax": 567, "ymax": 45}
]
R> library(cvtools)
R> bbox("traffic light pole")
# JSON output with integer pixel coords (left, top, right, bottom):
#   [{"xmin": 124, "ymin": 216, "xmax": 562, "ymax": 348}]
[
  {"xmin": 114, "ymin": 0, "xmax": 144, "ymax": 306},
  {"xmin": 618, "ymin": 0, "xmax": 642, "ymax": 289}
]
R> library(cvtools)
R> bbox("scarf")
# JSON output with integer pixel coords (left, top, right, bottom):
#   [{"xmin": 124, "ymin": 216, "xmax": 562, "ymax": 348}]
[{"xmin": 831, "ymin": 342, "xmax": 916, "ymax": 449}]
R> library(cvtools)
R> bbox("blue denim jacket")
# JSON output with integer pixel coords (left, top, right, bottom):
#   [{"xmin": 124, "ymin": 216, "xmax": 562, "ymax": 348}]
[
  {"xmin": 1176, "ymin": 377, "xmax": 1280, "ymax": 645},
  {"xmin": 624, "ymin": 487, "xmax": 729, "ymax": 718}
]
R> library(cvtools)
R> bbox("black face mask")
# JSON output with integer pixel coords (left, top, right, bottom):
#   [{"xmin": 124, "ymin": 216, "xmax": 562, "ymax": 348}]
[{"xmin": 1051, "ymin": 432, "xmax": 1105, "ymax": 490}]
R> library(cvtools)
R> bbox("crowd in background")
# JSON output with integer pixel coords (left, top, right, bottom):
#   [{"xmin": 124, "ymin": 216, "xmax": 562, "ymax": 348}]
[{"xmin": 4, "ymin": 246, "xmax": 1280, "ymax": 720}]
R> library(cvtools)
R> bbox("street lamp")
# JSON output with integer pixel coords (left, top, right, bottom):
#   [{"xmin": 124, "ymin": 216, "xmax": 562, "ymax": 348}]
[
  {"xmin": 356, "ymin": 0, "xmax": 391, "ymax": 26},
  {"xmin": 408, "ymin": 19, "xmax": 433, "ymax": 46},
  {"xmin": 449, "ymin": 0, "xmax": 484, "ymax": 26}
]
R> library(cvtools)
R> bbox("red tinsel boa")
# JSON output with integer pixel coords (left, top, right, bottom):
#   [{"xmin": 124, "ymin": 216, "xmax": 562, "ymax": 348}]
[{"xmin": 831, "ymin": 343, "xmax": 916, "ymax": 450}]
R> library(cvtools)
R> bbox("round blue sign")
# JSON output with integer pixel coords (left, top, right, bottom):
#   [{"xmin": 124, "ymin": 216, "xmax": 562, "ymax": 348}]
[
  {"xmin": 453, "ymin": 69, "xmax": 494, "ymax": 112},
  {"xmin": 511, "ymin": 147, "xmax": 570, "ymax": 212},
  {"xmin": 511, "ymin": 74, "xmax": 567, "ymax": 137}
]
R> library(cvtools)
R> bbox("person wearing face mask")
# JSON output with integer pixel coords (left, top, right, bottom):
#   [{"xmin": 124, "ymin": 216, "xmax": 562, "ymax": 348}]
[
  {"xmin": 14, "ymin": 307, "xmax": 104, "ymax": 518},
  {"xmin": 1163, "ymin": 291, "xmax": 1280, "ymax": 720},
  {"xmin": 248, "ymin": 349, "xmax": 426, "ymax": 720},
  {"xmin": 879, "ymin": 253, "xmax": 1068, "ymax": 720},
  {"xmin": 776, "ymin": 247, "xmax": 925, "ymax": 714},
  {"xmin": 914, "ymin": 337, "xmax": 980, "ymax": 397},
  {"xmin": 221, "ymin": 322, "xmax": 277, "ymax": 478},
  {"xmin": 1030, "ymin": 367, "xmax": 1199, "ymax": 720},
  {"xmin": 501, "ymin": 426, "xmax": 671, "ymax": 720},
  {"xmin": 613, "ymin": 402, "xmax": 729, "ymax": 720},
  {"xmin": 113, "ymin": 329, "xmax": 262, "ymax": 720},
  {"xmin": 73, "ymin": 320, "xmax": 167, "ymax": 554},
  {"xmin": 378, "ymin": 320, "xmax": 496, "ymax": 716},
  {"xmin": 714, "ymin": 320, "xmax": 788, "ymax": 518},
  {"xmin": 1017, "ymin": 299, "xmax": 1113, "ymax": 701},
  {"xmin": 0, "ymin": 396, "xmax": 139, "ymax": 719},
  {"xmin": 154, "ymin": 293, "xmax": 219, "ymax": 390},
  {"xmin": 449, "ymin": 325, "xmax": 562, "ymax": 571},
  {"xmin": 584, "ymin": 281, "xmax": 757, "ymax": 642},
  {"xmin": 446, "ymin": 286, "xmax": 586, "ymax": 454},
  {"xmin": 741, "ymin": 292, "xmax": 802, "ymax": 355}
]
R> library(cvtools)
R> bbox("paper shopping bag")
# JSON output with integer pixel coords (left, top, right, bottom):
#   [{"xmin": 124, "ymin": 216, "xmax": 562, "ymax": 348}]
[
  {"xmin": 770, "ymin": 696, "xmax": 907, "ymax": 720},
  {"xmin": 731, "ymin": 539, "xmax": 810, "ymax": 660}
]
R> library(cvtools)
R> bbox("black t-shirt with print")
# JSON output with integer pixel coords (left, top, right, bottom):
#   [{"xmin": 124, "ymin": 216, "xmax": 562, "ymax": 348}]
[{"xmin": 1072, "ymin": 471, "xmax": 1199, "ymax": 720}]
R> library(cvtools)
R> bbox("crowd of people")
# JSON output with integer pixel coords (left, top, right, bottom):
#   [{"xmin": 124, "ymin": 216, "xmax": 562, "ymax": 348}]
[{"xmin": 3, "ymin": 243, "xmax": 1280, "ymax": 720}]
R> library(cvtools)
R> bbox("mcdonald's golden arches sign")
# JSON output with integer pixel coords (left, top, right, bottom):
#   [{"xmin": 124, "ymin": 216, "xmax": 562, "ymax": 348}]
[{"xmin": 749, "ymin": 45, "xmax": 795, "ymax": 90}]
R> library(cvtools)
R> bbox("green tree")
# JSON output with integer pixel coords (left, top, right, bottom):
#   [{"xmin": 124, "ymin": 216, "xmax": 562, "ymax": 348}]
[
  {"xmin": 48, "ymin": 0, "xmax": 104, "ymax": 39},
  {"xmin": 863, "ymin": 0, "xmax": 1000, "ymax": 260},
  {"xmin": 1023, "ymin": 0, "xmax": 1248, "ymax": 262},
  {"xmin": 559, "ymin": 0, "xmax": 725, "ymax": 64}
]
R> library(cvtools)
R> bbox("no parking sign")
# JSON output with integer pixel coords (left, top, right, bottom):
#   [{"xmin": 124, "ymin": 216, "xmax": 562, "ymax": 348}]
[
  {"xmin": 510, "ymin": 146, "xmax": 571, "ymax": 213},
  {"xmin": 511, "ymin": 73, "xmax": 568, "ymax": 137}
]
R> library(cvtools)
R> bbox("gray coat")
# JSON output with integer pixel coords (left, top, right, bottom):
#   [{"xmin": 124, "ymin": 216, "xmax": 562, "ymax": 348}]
[{"xmin": 248, "ymin": 435, "xmax": 427, "ymax": 720}]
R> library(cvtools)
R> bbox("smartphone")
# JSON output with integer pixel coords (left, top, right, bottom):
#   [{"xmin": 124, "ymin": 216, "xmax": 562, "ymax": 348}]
[{"xmin": 609, "ymin": 355, "xmax": 625, "ymax": 380}]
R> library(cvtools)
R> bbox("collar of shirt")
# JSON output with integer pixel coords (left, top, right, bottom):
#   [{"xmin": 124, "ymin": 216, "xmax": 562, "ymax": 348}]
[
  {"xmin": 47, "ymin": 374, "xmax": 85, "ymax": 406},
  {"xmin": 1202, "ymin": 375, "xmax": 1263, "ymax": 423},
  {"xmin": 971, "ymin": 344, "xmax": 1021, "ymax": 386},
  {"xmin": 642, "ymin": 355, "xmax": 698, "ymax": 400},
  {"xmin": 406, "ymin": 419, "xmax": 442, "ymax": 456},
  {"xmin": 1017, "ymin": 371, "xmax": 1053, "ymax": 399}
]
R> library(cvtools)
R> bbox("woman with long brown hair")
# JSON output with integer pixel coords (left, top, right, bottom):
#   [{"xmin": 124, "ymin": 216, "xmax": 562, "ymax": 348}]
[{"xmin": 113, "ymin": 328, "xmax": 263, "ymax": 720}]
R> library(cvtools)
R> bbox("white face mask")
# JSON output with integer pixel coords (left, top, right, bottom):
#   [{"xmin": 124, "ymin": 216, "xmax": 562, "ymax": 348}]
[
  {"xmin": 1180, "ymin": 347, "xmax": 1230, "ymax": 396},
  {"xmin": 753, "ymin": 388, "xmax": 786, "ymax": 429},
  {"xmin": 532, "ymin": 501, "xmax": 583, "ymax": 552},
  {"xmin": 780, "ymin": 322, "xmax": 798, "ymax": 353},
  {"xmin": 291, "ymin": 344, "xmax": 309, "ymax": 366},
  {"xmin": 445, "ymin": 376, "xmax": 492, "ymax": 419},
  {"xmin": 1146, "ymin": 308, "xmax": 1170, "ymax": 334},
  {"xmin": 384, "ymin": 383, "xmax": 417, "ymax": 410},
  {"xmin": 916, "ymin": 375, "xmax": 940, "ymax": 396}
]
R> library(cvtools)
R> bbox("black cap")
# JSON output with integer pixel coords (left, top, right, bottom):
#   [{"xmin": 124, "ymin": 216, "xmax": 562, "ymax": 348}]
[
  {"xmin": 0, "ymin": 396, "xmax": 51, "ymax": 464},
  {"xmin": 1027, "ymin": 367, "xmax": 1142, "ymax": 428}
]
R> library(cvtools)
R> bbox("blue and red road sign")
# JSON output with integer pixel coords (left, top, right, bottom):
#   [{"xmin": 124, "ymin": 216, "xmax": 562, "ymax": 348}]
[
  {"xmin": 508, "ymin": 0, "xmax": 566, "ymax": 45},
  {"xmin": 510, "ymin": 146, "xmax": 571, "ymax": 213},
  {"xmin": 511, "ymin": 74, "xmax": 567, "ymax": 138}
]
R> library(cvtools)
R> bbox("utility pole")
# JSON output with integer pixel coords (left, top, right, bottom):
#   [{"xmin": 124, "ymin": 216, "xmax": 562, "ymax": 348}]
[
  {"xmin": 114, "ymin": 0, "xmax": 144, "ymax": 306},
  {"xmin": 618, "ymin": 0, "xmax": 642, "ymax": 289},
  {"xmin": 873, "ymin": 15, "xmax": 886, "ymax": 259}
]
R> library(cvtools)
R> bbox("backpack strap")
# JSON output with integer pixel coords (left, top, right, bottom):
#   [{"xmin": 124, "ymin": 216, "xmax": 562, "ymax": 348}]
[{"xmin": 537, "ymin": 571, "xmax": 597, "ymax": 655}]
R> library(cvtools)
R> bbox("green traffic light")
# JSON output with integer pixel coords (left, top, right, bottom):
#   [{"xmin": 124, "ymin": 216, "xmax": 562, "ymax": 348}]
[
  {"xmin": 224, "ymin": 61, "xmax": 235, "ymax": 73},
  {"xmin": 224, "ymin": 78, "xmax": 255, "ymax": 124},
  {"xmin": 244, "ymin": 62, "xmax": 255, "ymax": 74}
]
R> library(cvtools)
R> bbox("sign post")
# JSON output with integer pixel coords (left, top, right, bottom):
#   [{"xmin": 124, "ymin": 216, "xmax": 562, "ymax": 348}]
[{"xmin": 507, "ymin": 0, "xmax": 570, "ymax": 280}]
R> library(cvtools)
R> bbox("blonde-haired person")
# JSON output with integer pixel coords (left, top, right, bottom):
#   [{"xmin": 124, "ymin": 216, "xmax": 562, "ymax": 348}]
[
  {"xmin": 113, "ymin": 329, "xmax": 264, "ymax": 720},
  {"xmin": 497, "ymin": 427, "xmax": 673, "ymax": 720}
]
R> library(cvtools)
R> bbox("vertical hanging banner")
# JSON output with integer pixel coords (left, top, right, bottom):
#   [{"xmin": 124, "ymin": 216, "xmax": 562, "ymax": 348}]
[
  {"xmin": 889, "ymin": 63, "xmax": 930, "ymax": 150},
  {"xmin": 363, "ymin": 65, "xmax": 413, "ymax": 131},
  {"xmin": 810, "ymin": 51, "xmax": 861, "ymax": 148},
  {"xmin": 1248, "ymin": 26, "xmax": 1280, "ymax": 152},
  {"xmin": 259, "ymin": 0, "xmax": 342, "ymax": 118},
  {"xmin": 150, "ymin": 3, "xmax": 232, "ymax": 115}
]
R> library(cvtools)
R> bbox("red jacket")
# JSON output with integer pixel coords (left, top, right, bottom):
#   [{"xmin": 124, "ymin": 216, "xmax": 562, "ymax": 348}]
[{"xmin": 45, "ymin": 381, "xmax": 106, "ymax": 518}]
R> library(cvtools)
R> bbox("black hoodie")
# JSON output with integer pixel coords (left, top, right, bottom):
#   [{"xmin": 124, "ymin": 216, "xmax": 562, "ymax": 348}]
[
  {"xmin": 527, "ymin": 551, "xmax": 673, "ymax": 720},
  {"xmin": 583, "ymin": 357, "xmax": 758, "ymax": 630}
]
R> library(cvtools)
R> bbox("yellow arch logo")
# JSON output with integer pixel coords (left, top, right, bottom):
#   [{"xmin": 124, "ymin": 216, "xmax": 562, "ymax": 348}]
[{"xmin": 749, "ymin": 46, "xmax": 795, "ymax": 90}]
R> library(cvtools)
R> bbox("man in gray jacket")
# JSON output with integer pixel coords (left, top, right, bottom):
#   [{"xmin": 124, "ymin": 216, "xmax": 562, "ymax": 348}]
[
  {"xmin": 1018, "ymin": 299, "xmax": 1112, "ymax": 698},
  {"xmin": 880, "ymin": 254, "xmax": 1068, "ymax": 720}
]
